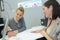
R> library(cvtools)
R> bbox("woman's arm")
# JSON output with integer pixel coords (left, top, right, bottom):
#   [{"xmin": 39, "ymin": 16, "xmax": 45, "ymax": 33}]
[
  {"xmin": 6, "ymin": 26, "xmax": 12, "ymax": 31},
  {"xmin": 32, "ymin": 28, "xmax": 53, "ymax": 40},
  {"xmin": 7, "ymin": 26, "xmax": 18, "ymax": 37},
  {"xmin": 40, "ymin": 29, "xmax": 53, "ymax": 40},
  {"xmin": 17, "ymin": 17, "xmax": 26, "ymax": 32}
]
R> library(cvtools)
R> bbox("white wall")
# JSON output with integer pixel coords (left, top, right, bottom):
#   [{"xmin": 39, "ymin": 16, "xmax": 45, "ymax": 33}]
[
  {"xmin": 1, "ymin": 0, "xmax": 45, "ymax": 29},
  {"xmin": 1, "ymin": 0, "xmax": 60, "ymax": 29}
]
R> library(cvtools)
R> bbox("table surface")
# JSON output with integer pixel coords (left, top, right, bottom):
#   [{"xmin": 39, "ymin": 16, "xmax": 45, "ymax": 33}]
[{"xmin": 2, "ymin": 26, "xmax": 45, "ymax": 40}]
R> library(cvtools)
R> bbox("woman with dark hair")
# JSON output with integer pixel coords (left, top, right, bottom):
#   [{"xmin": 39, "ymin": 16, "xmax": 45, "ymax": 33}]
[{"xmin": 32, "ymin": 0, "xmax": 60, "ymax": 40}]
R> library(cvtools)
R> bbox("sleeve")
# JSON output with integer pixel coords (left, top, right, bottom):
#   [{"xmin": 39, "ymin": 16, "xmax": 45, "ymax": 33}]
[
  {"xmin": 18, "ymin": 17, "xmax": 26, "ymax": 32},
  {"xmin": 8, "ymin": 19, "xmax": 14, "ymax": 29},
  {"xmin": 7, "ymin": 19, "xmax": 14, "ymax": 31},
  {"xmin": 8, "ymin": 19, "xmax": 11, "ymax": 27},
  {"xmin": 18, "ymin": 25, "xmax": 26, "ymax": 32},
  {"xmin": 50, "ymin": 23, "xmax": 60, "ymax": 40},
  {"xmin": 55, "ymin": 24, "xmax": 60, "ymax": 40}
]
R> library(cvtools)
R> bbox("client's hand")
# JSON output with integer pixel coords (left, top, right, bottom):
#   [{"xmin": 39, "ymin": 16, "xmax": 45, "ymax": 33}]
[
  {"xmin": 13, "ymin": 30, "xmax": 18, "ymax": 35},
  {"xmin": 8, "ymin": 31, "xmax": 16, "ymax": 38},
  {"xmin": 8, "ymin": 30, "xmax": 18, "ymax": 38}
]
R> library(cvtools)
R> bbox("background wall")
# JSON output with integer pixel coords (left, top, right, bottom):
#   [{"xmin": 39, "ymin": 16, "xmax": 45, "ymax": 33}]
[{"xmin": 1, "ymin": 0, "xmax": 60, "ymax": 29}]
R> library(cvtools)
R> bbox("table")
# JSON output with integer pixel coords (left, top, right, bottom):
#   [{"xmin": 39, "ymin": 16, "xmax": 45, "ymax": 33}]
[{"xmin": 5, "ymin": 26, "xmax": 45, "ymax": 40}]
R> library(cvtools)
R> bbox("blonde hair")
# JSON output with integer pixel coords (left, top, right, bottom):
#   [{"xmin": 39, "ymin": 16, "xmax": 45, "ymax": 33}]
[{"xmin": 16, "ymin": 6, "xmax": 24, "ymax": 14}]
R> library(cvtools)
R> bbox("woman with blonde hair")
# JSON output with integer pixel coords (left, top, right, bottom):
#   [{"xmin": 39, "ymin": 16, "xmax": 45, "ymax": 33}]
[{"xmin": 7, "ymin": 6, "xmax": 26, "ymax": 37}]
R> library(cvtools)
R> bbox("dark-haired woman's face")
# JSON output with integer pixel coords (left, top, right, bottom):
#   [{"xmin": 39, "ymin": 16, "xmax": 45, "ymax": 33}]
[{"xmin": 43, "ymin": 6, "xmax": 52, "ymax": 19}]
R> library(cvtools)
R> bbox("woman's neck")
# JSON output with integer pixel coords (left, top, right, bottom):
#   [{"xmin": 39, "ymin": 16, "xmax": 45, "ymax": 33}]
[
  {"xmin": 14, "ymin": 17, "xmax": 19, "ymax": 23},
  {"xmin": 50, "ymin": 20, "xmax": 56, "ymax": 27},
  {"xmin": 47, "ymin": 20, "xmax": 56, "ymax": 30}
]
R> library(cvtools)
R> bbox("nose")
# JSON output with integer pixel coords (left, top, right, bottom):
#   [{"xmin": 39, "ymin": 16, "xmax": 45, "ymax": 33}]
[{"xmin": 16, "ymin": 15, "xmax": 20, "ymax": 18}]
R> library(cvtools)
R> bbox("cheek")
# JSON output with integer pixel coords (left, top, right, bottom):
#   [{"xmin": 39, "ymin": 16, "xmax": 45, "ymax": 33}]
[
  {"xmin": 43, "ymin": 10, "xmax": 47, "ymax": 16},
  {"xmin": 16, "ymin": 15, "xmax": 20, "ymax": 19},
  {"xmin": 44, "ymin": 11, "xmax": 49, "ymax": 18},
  {"xmin": 19, "ymin": 16, "xmax": 22, "ymax": 18},
  {"xmin": 16, "ymin": 15, "xmax": 19, "ymax": 18},
  {"xmin": 18, "ymin": 16, "xmax": 23, "ymax": 19}
]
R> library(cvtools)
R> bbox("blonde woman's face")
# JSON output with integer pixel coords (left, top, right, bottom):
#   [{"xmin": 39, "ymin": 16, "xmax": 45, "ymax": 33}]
[{"xmin": 16, "ymin": 10, "xmax": 23, "ymax": 20}]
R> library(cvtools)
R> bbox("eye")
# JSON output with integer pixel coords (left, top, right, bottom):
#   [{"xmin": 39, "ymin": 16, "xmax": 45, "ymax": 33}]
[
  {"xmin": 17, "ymin": 13, "xmax": 19, "ymax": 15},
  {"xmin": 19, "ymin": 15, "xmax": 22, "ymax": 16}
]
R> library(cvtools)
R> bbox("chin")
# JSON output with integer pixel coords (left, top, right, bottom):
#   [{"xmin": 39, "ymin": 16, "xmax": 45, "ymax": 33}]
[{"xmin": 45, "ymin": 16, "xmax": 48, "ymax": 18}]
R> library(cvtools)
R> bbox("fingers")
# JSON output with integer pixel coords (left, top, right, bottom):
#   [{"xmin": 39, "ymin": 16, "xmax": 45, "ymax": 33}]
[
  {"xmin": 8, "ymin": 32, "xmax": 16, "ymax": 38},
  {"xmin": 31, "ymin": 30, "xmax": 41, "ymax": 33}
]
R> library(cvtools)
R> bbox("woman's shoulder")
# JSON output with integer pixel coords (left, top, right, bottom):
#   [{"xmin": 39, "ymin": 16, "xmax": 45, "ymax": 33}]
[
  {"xmin": 8, "ymin": 18, "xmax": 14, "ymax": 23},
  {"xmin": 56, "ymin": 17, "xmax": 60, "ymax": 24},
  {"xmin": 54, "ymin": 17, "xmax": 60, "ymax": 31}
]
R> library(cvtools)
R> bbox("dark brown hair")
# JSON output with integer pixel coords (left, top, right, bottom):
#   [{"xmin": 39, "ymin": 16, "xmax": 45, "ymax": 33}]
[{"xmin": 44, "ymin": 0, "xmax": 60, "ymax": 20}]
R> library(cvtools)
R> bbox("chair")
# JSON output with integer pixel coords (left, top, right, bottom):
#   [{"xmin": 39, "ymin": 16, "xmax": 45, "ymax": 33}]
[
  {"xmin": 41, "ymin": 18, "xmax": 48, "ymax": 27},
  {"xmin": 0, "ymin": 18, "xmax": 4, "ymax": 38}
]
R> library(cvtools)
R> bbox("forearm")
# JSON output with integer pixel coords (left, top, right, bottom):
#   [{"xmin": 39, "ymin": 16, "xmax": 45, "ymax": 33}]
[
  {"xmin": 43, "ymin": 33, "xmax": 53, "ymax": 40},
  {"xmin": 18, "ymin": 26, "xmax": 26, "ymax": 32},
  {"xmin": 40, "ymin": 30, "xmax": 53, "ymax": 40}
]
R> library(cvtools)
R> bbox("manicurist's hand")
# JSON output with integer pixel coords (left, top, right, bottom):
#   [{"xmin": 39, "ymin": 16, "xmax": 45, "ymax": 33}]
[{"xmin": 31, "ymin": 28, "xmax": 45, "ymax": 33}]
